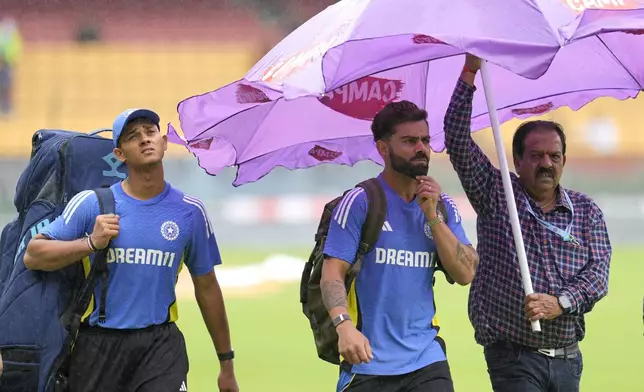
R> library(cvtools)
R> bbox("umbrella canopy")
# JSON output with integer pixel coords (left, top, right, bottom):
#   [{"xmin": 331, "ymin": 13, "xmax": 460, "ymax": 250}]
[{"xmin": 169, "ymin": 0, "xmax": 644, "ymax": 186}]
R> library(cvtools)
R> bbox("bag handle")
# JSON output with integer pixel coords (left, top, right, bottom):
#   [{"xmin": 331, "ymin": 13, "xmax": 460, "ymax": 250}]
[{"xmin": 88, "ymin": 128, "xmax": 113, "ymax": 136}]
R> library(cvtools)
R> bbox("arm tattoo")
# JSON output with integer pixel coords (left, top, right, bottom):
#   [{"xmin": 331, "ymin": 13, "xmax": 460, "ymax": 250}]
[
  {"xmin": 321, "ymin": 279, "xmax": 348, "ymax": 311},
  {"xmin": 456, "ymin": 241, "xmax": 479, "ymax": 270}
]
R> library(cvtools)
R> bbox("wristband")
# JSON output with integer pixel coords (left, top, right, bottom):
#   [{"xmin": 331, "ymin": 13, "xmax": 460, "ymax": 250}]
[
  {"xmin": 86, "ymin": 235, "xmax": 99, "ymax": 252},
  {"xmin": 332, "ymin": 313, "xmax": 351, "ymax": 328},
  {"xmin": 217, "ymin": 350, "xmax": 235, "ymax": 361}
]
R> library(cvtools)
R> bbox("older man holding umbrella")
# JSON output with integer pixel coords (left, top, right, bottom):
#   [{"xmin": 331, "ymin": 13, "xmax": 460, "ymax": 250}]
[{"xmin": 442, "ymin": 53, "xmax": 612, "ymax": 392}]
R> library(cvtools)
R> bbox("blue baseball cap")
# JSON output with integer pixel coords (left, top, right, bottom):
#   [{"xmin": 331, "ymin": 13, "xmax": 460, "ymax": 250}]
[{"xmin": 112, "ymin": 108, "xmax": 161, "ymax": 148}]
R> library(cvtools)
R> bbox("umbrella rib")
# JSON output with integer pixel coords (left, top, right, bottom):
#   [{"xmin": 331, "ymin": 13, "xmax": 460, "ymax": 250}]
[
  {"xmin": 596, "ymin": 36, "xmax": 643, "ymax": 91},
  {"xmin": 189, "ymin": 100, "xmax": 278, "ymax": 142}
]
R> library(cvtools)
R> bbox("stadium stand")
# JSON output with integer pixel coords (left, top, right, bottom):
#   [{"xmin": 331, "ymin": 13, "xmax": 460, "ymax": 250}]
[{"xmin": 0, "ymin": 0, "xmax": 642, "ymax": 161}]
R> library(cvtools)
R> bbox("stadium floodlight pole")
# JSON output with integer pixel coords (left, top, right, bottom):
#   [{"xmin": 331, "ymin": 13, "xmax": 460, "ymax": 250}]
[{"xmin": 479, "ymin": 59, "xmax": 541, "ymax": 333}]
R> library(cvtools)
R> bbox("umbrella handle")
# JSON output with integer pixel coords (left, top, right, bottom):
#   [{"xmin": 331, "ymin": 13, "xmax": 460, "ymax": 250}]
[{"xmin": 479, "ymin": 60, "xmax": 541, "ymax": 333}]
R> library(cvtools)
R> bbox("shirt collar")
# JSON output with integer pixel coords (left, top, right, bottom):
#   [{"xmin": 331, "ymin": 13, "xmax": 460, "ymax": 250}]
[
  {"xmin": 521, "ymin": 184, "xmax": 572, "ymax": 213},
  {"xmin": 554, "ymin": 185, "xmax": 572, "ymax": 212}
]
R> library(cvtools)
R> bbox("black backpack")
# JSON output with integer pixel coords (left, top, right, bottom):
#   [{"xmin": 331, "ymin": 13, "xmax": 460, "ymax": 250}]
[{"xmin": 299, "ymin": 177, "xmax": 452, "ymax": 365}]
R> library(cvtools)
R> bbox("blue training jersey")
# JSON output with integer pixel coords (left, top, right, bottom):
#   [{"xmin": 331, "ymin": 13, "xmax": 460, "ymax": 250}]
[
  {"xmin": 323, "ymin": 174, "xmax": 471, "ymax": 376},
  {"xmin": 41, "ymin": 181, "xmax": 221, "ymax": 329}
]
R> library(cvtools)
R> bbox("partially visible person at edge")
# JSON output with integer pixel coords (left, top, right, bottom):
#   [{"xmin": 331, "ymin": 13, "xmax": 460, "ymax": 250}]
[
  {"xmin": 443, "ymin": 54, "xmax": 612, "ymax": 392},
  {"xmin": 0, "ymin": 17, "xmax": 22, "ymax": 117},
  {"xmin": 320, "ymin": 101, "xmax": 480, "ymax": 392},
  {"xmin": 24, "ymin": 109, "xmax": 239, "ymax": 392}
]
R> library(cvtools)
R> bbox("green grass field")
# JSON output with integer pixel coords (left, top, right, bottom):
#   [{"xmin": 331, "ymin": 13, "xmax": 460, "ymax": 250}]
[{"xmin": 176, "ymin": 246, "xmax": 644, "ymax": 391}]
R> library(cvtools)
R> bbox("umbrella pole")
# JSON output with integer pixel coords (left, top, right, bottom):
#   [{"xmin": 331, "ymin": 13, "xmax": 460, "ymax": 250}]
[{"xmin": 479, "ymin": 60, "xmax": 541, "ymax": 333}]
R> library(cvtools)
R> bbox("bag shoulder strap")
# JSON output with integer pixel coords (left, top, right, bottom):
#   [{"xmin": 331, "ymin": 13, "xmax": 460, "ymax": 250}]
[
  {"xmin": 94, "ymin": 187, "xmax": 116, "ymax": 216},
  {"xmin": 92, "ymin": 187, "xmax": 115, "ymax": 324},
  {"xmin": 346, "ymin": 178, "xmax": 387, "ymax": 281},
  {"xmin": 49, "ymin": 186, "xmax": 116, "ymax": 390}
]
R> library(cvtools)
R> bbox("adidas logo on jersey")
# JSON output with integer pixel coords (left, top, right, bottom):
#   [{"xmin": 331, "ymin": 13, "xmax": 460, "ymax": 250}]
[
  {"xmin": 179, "ymin": 381, "xmax": 188, "ymax": 391},
  {"xmin": 375, "ymin": 247, "xmax": 436, "ymax": 268},
  {"xmin": 382, "ymin": 221, "xmax": 393, "ymax": 232}
]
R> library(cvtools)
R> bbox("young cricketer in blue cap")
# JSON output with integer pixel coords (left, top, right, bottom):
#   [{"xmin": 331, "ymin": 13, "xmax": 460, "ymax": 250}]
[{"xmin": 25, "ymin": 109, "xmax": 239, "ymax": 392}]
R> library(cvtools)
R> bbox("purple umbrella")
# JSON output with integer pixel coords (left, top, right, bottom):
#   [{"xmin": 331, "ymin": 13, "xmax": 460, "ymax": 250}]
[
  {"xmin": 170, "ymin": 0, "xmax": 644, "ymax": 183},
  {"xmin": 169, "ymin": 0, "xmax": 644, "ymax": 332}
]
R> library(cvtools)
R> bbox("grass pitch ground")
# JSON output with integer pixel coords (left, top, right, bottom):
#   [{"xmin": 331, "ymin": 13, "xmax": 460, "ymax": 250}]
[{"xmin": 176, "ymin": 246, "xmax": 644, "ymax": 392}]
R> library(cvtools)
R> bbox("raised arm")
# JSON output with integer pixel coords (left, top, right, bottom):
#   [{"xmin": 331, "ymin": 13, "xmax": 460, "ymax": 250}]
[{"xmin": 443, "ymin": 55, "xmax": 500, "ymax": 217}]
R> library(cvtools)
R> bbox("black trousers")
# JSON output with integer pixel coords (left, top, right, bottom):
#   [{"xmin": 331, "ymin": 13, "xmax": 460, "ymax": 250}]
[
  {"xmin": 69, "ymin": 323, "xmax": 189, "ymax": 392},
  {"xmin": 338, "ymin": 360, "xmax": 454, "ymax": 392}
]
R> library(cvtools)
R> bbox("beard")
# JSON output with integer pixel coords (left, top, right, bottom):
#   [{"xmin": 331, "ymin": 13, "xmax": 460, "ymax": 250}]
[{"xmin": 389, "ymin": 150, "xmax": 429, "ymax": 179}]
